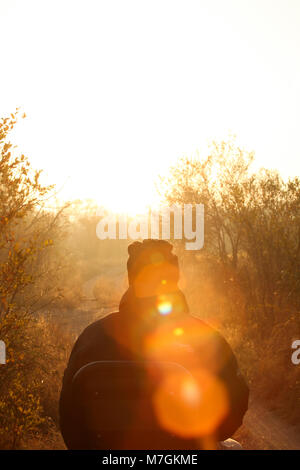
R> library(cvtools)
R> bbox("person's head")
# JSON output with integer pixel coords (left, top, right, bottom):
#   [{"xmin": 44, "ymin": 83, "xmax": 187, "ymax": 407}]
[{"xmin": 127, "ymin": 239, "xmax": 180, "ymax": 298}]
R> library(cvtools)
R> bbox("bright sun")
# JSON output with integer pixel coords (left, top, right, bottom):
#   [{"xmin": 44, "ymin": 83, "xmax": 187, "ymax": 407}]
[{"xmin": 3, "ymin": 0, "xmax": 300, "ymax": 216}]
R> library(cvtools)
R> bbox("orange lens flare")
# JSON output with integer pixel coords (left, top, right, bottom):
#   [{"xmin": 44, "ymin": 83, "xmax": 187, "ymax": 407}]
[
  {"xmin": 173, "ymin": 327, "xmax": 184, "ymax": 336},
  {"xmin": 144, "ymin": 319, "xmax": 232, "ymax": 374},
  {"xmin": 157, "ymin": 300, "xmax": 172, "ymax": 315},
  {"xmin": 153, "ymin": 369, "xmax": 229, "ymax": 439}
]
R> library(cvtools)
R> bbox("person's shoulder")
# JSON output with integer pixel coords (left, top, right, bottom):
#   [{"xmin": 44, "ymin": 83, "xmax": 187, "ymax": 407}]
[
  {"xmin": 71, "ymin": 310, "xmax": 120, "ymax": 353},
  {"xmin": 187, "ymin": 313, "xmax": 231, "ymax": 347},
  {"xmin": 188, "ymin": 313, "xmax": 219, "ymax": 334},
  {"xmin": 186, "ymin": 313, "xmax": 238, "ymax": 368},
  {"xmin": 79, "ymin": 310, "xmax": 121, "ymax": 337}
]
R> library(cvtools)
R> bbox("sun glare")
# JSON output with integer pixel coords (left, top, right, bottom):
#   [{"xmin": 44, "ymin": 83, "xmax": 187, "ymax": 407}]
[{"xmin": 2, "ymin": 0, "xmax": 300, "ymax": 214}]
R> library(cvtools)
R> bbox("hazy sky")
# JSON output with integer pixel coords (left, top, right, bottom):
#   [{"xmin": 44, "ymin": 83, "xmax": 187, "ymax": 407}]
[{"xmin": 1, "ymin": 0, "xmax": 300, "ymax": 211}]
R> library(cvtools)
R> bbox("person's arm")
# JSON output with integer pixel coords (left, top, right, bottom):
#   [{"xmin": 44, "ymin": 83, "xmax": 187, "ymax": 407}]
[
  {"xmin": 214, "ymin": 333, "xmax": 249, "ymax": 440},
  {"xmin": 59, "ymin": 335, "xmax": 89, "ymax": 449}
]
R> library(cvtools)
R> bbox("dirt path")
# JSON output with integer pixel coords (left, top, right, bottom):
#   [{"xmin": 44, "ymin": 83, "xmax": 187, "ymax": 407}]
[{"xmin": 236, "ymin": 399, "xmax": 300, "ymax": 450}]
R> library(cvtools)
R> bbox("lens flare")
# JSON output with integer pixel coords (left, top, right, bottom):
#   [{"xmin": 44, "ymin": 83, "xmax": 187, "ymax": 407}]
[
  {"xmin": 181, "ymin": 378, "xmax": 202, "ymax": 404},
  {"xmin": 157, "ymin": 300, "xmax": 172, "ymax": 315},
  {"xmin": 153, "ymin": 369, "xmax": 229, "ymax": 438},
  {"xmin": 173, "ymin": 327, "xmax": 184, "ymax": 336}
]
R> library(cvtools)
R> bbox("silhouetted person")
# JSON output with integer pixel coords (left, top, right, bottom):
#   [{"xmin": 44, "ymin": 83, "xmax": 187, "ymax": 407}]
[{"xmin": 59, "ymin": 240, "xmax": 249, "ymax": 449}]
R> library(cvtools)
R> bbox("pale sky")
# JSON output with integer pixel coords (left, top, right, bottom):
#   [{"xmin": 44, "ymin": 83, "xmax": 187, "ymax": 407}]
[{"xmin": 1, "ymin": 0, "xmax": 300, "ymax": 212}]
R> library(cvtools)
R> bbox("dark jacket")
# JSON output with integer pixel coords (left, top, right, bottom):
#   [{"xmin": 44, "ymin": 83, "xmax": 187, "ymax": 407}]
[{"xmin": 59, "ymin": 288, "xmax": 249, "ymax": 449}]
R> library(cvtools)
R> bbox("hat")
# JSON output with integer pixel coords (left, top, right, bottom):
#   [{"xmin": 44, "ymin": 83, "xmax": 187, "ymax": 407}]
[{"xmin": 127, "ymin": 239, "xmax": 180, "ymax": 297}]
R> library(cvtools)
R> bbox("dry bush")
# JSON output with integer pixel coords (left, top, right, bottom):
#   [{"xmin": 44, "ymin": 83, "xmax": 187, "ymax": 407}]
[
  {"xmin": 0, "ymin": 315, "xmax": 74, "ymax": 449},
  {"xmin": 93, "ymin": 275, "xmax": 127, "ymax": 307},
  {"xmin": 55, "ymin": 271, "xmax": 84, "ymax": 311}
]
